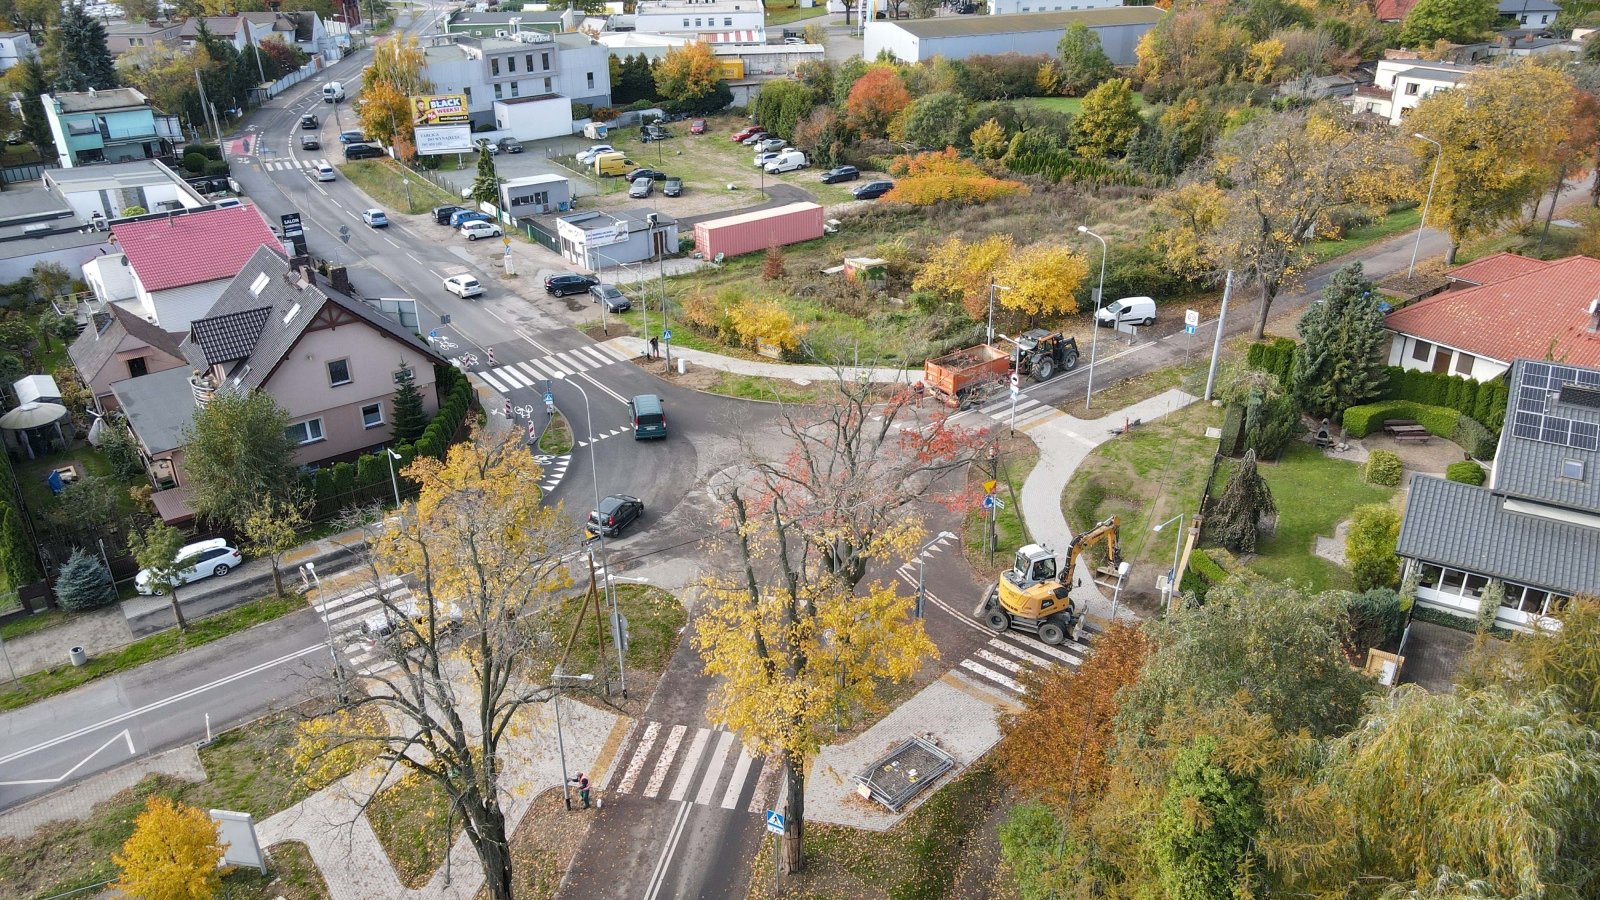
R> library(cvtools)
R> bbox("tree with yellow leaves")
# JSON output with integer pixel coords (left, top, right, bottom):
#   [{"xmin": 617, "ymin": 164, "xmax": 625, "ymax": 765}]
[
  {"xmin": 114, "ymin": 796, "xmax": 227, "ymax": 900},
  {"xmin": 293, "ymin": 431, "xmax": 577, "ymax": 900},
  {"xmin": 970, "ymin": 118, "xmax": 1009, "ymax": 160},
  {"xmin": 360, "ymin": 36, "xmax": 433, "ymax": 153},
  {"xmin": 992, "ymin": 243, "xmax": 1090, "ymax": 317},
  {"xmin": 913, "ymin": 233, "xmax": 1015, "ymax": 320},
  {"xmin": 729, "ymin": 298, "xmax": 805, "ymax": 353},
  {"xmin": 1406, "ymin": 60, "xmax": 1575, "ymax": 264}
]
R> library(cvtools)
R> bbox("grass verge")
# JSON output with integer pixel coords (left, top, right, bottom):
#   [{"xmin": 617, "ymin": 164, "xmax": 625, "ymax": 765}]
[
  {"xmin": 505, "ymin": 788, "xmax": 590, "ymax": 900},
  {"xmin": 703, "ymin": 372, "xmax": 840, "ymax": 404},
  {"xmin": 750, "ymin": 764, "xmax": 1002, "ymax": 900},
  {"xmin": 220, "ymin": 841, "xmax": 329, "ymax": 899},
  {"xmin": 0, "ymin": 593, "xmax": 305, "ymax": 712},
  {"xmin": 368, "ymin": 771, "xmax": 460, "ymax": 889},
  {"xmin": 1308, "ymin": 206, "xmax": 1423, "ymax": 264},
  {"xmin": 338, "ymin": 159, "xmax": 458, "ymax": 215},
  {"xmin": 539, "ymin": 411, "xmax": 574, "ymax": 455},
  {"xmin": 0, "ymin": 706, "xmax": 374, "ymax": 899},
  {"xmin": 0, "ymin": 608, "xmax": 69, "ymax": 641},
  {"xmin": 534, "ymin": 583, "xmax": 687, "ymax": 682},
  {"xmin": 766, "ymin": 4, "xmax": 829, "ymax": 24},
  {"xmin": 964, "ymin": 434, "xmax": 1040, "ymax": 581},
  {"xmin": 1055, "ymin": 360, "xmax": 1204, "ymax": 420}
]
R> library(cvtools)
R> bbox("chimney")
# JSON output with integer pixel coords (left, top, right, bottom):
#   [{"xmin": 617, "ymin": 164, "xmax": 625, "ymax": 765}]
[
  {"xmin": 330, "ymin": 266, "xmax": 351, "ymax": 296},
  {"xmin": 1589, "ymin": 298, "xmax": 1599, "ymax": 334}
]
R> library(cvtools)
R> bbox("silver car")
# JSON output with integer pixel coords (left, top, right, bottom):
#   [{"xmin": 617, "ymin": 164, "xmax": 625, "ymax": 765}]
[
  {"xmin": 629, "ymin": 176, "xmax": 653, "ymax": 198},
  {"xmin": 757, "ymin": 137, "xmax": 786, "ymax": 153}
]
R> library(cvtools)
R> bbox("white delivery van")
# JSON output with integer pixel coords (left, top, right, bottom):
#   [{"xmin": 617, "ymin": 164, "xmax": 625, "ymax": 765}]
[
  {"xmin": 1096, "ymin": 296, "xmax": 1157, "ymax": 327},
  {"xmin": 582, "ymin": 121, "xmax": 609, "ymax": 140},
  {"xmin": 323, "ymin": 82, "xmax": 345, "ymax": 103},
  {"xmin": 763, "ymin": 149, "xmax": 807, "ymax": 174}
]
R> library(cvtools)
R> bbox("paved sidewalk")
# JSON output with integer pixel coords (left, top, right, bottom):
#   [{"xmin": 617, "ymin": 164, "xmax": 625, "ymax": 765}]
[
  {"xmin": 257, "ymin": 699, "xmax": 631, "ymax": 900},
  {"xmin": 601, "ymin": 335, "xmax": 918, "ymax": 385},
  {"xmin": 1020, "ymin": 389, "xmax": 1199, "ymax": 624}
]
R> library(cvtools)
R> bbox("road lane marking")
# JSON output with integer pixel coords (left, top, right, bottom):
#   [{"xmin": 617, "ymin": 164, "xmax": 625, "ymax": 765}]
[
  {"xmin": 0, "ymin": 730, "xmax": 135, "ymax": 786},
  {"xmin": 515, "ymin": 361, "xmax": 544, "ymax": 384},
  {"xmin": 695, "ymin": 730, "xmax": 736, "ymax": 807},
  {"xmin": 644, "ymin": 799, "xmax": 693, "ymax": 900},
  {"xmin": 720, "ymin": 747, "xmax": 754, "ymax": 809},
  {"xmin": 643, "ymin": 724, "xmax": 686, "ymax": 798},
  {"xmin": 576, "ymin": 370, "xmax": 630, "ymax": 406},
  {"xmin": 616, "ymin": 721, "xmax": 660, "ymax": 794},
  {"xmin": 477, "ymin": 369, "xmax": 508, "ymax": 392},
  {"xmin": 668, "ymin": 727, "xmax": 712, "ymax": 802},
  {"xmin": 524, "ymin": 357, "xmax": 561, "ymax": 379}
]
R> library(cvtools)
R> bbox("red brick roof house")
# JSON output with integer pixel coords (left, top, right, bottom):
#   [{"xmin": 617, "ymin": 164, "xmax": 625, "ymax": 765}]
[
  {"xmin": 107, "ymin": 205, "xmax": 281, "ymax": 333},
  {"xmin": 1384, "ymin": 254, "xmax": 1600, "ymax": 381}
]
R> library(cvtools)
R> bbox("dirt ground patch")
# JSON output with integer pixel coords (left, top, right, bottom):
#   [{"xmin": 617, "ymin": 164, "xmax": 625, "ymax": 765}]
[{"xmin": 490, "ymin": 788, "xmax": 590, "ymax": 900}]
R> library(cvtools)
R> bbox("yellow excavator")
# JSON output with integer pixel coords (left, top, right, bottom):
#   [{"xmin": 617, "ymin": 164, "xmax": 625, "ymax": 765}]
[{"xmin": 975, "ymin": 517, "xmax": 1121, "ymax": 645}]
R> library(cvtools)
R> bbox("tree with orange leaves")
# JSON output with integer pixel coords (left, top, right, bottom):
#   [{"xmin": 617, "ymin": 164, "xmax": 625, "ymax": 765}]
[{"xmin": 844, "ymin": 65, "xmax": 910, "ymax": 138}]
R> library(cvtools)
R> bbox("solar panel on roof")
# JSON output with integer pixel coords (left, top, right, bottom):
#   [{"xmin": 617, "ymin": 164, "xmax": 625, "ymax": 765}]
[
  {"xmin": 1572, "ymin": 421, "xmax": 1600, "ymax": 451},
  {"xmin": 1561, "ymin": 384, "xmax": 1600, "ymax": 411},
  {"xmin": 1511, "ymin": 362, "xmax": 1600, "ymax": 452}
]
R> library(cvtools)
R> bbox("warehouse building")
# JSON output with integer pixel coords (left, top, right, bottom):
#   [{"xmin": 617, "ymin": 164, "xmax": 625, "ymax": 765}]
[{"xmin": 863, "ymin": 7, "xmax": 1162, "ymax": 65}]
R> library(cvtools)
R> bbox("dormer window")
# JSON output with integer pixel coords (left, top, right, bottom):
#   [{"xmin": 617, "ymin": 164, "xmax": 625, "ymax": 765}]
[{"xmin": 1561, "ymin": 459, "xmax": 1585, "ymax": 480}]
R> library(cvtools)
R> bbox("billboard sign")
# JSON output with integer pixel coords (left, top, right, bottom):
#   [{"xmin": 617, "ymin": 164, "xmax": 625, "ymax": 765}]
[
  {"xmin": 414, "ymin": 124, "xmax": 474, "ymax": 155},
  {"xmin": 557, "ymin": 217, "xmax": 630, "ymax": 248},
  {"xmin": 412, "ymin": 93, "xmax": 470, "ymax": 127}
]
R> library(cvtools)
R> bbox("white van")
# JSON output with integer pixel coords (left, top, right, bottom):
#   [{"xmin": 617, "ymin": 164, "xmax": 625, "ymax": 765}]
[
  {"xmin": 322, "ymin": 82, "xmax": 345, "ymax": 103},
  {"xmin": 763, "ymin": 149, "xmax": 807, "ymax": 174},
  {"xmin": 1096, "ymin": 296, "xmax": 1157, "ymax": 328}
]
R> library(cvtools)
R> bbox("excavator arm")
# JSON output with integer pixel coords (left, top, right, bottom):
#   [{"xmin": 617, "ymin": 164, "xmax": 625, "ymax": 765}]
[{"xmin": 1064, "ymin": 516, "xmax": 1121, "ymax": 583}]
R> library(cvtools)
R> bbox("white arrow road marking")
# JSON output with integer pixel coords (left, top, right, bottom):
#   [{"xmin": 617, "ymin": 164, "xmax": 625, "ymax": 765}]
[{"xmin": 0, "ymin": 730, "xmax": 135, "ymax": 786}]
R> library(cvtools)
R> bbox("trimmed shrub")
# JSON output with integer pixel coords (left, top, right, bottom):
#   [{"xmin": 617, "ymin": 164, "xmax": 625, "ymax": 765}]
[
  {"xmin": 1341, "ymin": 400, "xmax": 1459, "ymax": 439},
  {"xmin": 1347, "ymin": 503, "xmax": 1401, "ymax": 590},
  {"xmin": 1376, "ymin": 365, "xmax": 1508, "ymax": 433},
  {"xmin": 1445, "ymin": 460, "xmax": 1486, "ymax": 485},
  {"xmin": 1219, "ymin": 404, "xmax": 1244, "ymax": 456},
  {"xmin": 1245, "ymin": 338, "xmax": 1297, "ymax": 385},
  {"xmin": 1362, "ymin": 450, "xmax": 1403, "ymax": 487},
  {"xmin": 1451, "ymin": 415, "xmax": 1496, "ymax": 460},
  {"xmin": 54, "ymin": 548, "xmax": 116, "ymax": 611},
  {"xmin": 1345, "ymin": 587, "xmax": 1404, "ymax": 651},
  {"xmin": 1187, "ymin": 548, "xmax": 1230, "ymax": 585}
]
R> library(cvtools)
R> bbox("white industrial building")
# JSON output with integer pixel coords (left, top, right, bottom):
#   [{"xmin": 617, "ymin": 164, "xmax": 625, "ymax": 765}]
[
  {"xmin": 422, "ymin": 31, "xmax": 612, "ymax": 130},
  {"xmin": 863, "ymin": 6, "xmax": 1161, "ymax": 64},
  {"xmin": 989, "ymin": 0, "xmax": 1123, "ymax": 16},
  {"xmin": 631, "ymin": 0, "xmax": 767, "ymax": 43}
]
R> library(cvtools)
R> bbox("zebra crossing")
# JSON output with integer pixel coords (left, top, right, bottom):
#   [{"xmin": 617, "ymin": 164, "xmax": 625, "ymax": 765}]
[
  {"xmin": 474, "ymin": 344, "xmax": 630, "ymax": 395},
  {"xmin": 313, "ymin": 577, "xmax": 412, "ymax": 678},
  {"xmin": 261, "ymin": 158, "xmax": 331, "ymax": 172},
  {"xmin": 971, "ymin": 392, "xmax": 1063, "ymax": 433},
  {"xmin": 605, "ymin": 722, "xmax": 776, "ymax": 812}
]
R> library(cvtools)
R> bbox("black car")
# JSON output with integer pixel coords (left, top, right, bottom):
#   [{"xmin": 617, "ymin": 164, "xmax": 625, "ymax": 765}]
[
  {"xmin": 301, "ymin": 135, "xmax": 321, "ymax": 151},
  {"xmin": 625, "ymin": 168, "xmax": 668, "ymax": 182},
  {"xmin": 545, "ymin": 273, "xmax": 599, "ymax": 296},
  {"xmin": 663, "ymin": 177, "xmax": 683, "ymax": 197},
  {"xmin": 640, "ymin": 125, "xmax": 671, "ymax": 142},
  {"xmin": 432, "ymin": 204, "xmax": 468, "ymax": 225},
  {"xmin": 344, "ymin": 143, "xmax": 384, "ymax": 160},
  {"xmin": 589, "ymin": 283, "xmax": 631, "ymax": 313},
  {"xmin": 820, "ymin": 165, "xmax": 860, "ymax": 184},
  {"xmin": 852, "ymin": 179, "xmax": 894, "ymax": 200},
  {"xmin": 300, "ymin": 113, "xmax": 318, "ymax": 129},
  {"xmin": 587, "ymin": 494, "xmax": 644, "ymax": 537}
]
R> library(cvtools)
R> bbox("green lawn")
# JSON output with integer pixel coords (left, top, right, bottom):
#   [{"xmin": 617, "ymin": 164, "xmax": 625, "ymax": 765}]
[
  {"xmin": 1308, "ymin": 206, "xmax": 1423, "ymax": 264},
  {"xmin": 18, "ymin": 444, "xmax": 140, "ymax": 523},
  {"xmin": 338, "ymin": 158, "xmax": 458, "ymax": 215},
  {"xmin": 703, "ymin": 372, "xmax": 837, "ymax": 404},
  {"xmin": 0, "ymin": 608, "xmax": 68, "ymax": 641},
  {"xmin": 1218, "ymin": 443, "xmax": 1396, "ymax": 591},
  {"xmin": 1020, "ymin": 94, "xmax": 1149, "ymax": 117},
  {"xmin": 536, "ymin": 584, "xmax": 687, "ymax": 682},
  {"xmin": 368, "ymin": 772, "xmax": 459, "ymax": 888},
  {"xmin": 538, "ymin": 412, "xmax": 573, "ymax": 455},
  {"xmin": 766, "ymin": 4, "xmax": 829, "ymax": 25}
]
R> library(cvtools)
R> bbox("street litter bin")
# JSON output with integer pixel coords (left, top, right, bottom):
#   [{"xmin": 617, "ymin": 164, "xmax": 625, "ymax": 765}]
[{"xmin": 69, "ymin": 646, "xmax": 88, "ymax": 667}]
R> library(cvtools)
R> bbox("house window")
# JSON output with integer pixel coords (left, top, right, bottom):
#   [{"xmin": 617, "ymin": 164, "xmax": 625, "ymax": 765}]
[
  {"xmin": 510, "ymin": 81, "xmax": 520, "ymax": 97},
  {"xmin": 1461, "ymin": 573, "xmax": 1489, "ymax": 599},
  {"xmin": 541, "ymin": 51, "xmax": 550, "ymax": 69},
  {"xmin": 695, "ymin": 17, "xmax": 703, "ymax": 26},
  {"xmin": 526, "ymin": 54, "xmax": 534, "ymax": 71},
  {"xmin": 682, "ymin": 17, "xmax": 690, "ymax": 26},
  {"xmin": 587, "ymin": 72, "xmax": 595, "ymax": 89},
  {"xmin": 286, "ymin": 418, "xmax": 325, "ymax": 445},
  {"xmin": 362, "ymin": 402, "xmax": 384, "ymax": 428},
  {"xmin": 1439, "ymin": 568, "xmax": 1466, "ymax": 594},
  {"xmin": 1404, "ymin": 82, "xmax": 1419, "ymax": 96},
  {"xmin": 508, "ymin": 55, "xmax": 517, "ymax": 72},
  {"xmin": 543, "ymin": 77, "xmax": 552, "ymax": 92},
  {"xmin": 127, "ymin": 357, "xmax": 148, "ymax": 378},
  {"xmin": 724, "ymin": 16, "xmax": 732, "ymax": 25},
  {"xmin": 491, "ymin": 57, "xmax": 500, "ymax": 76},
  {"xmin": 1562, "ymin": 459, "xmax": 1586, "ymax": 480},
  {"xmin": 535, "ymin": 190, "xmax": 548, "ymax": 205},
  {"xmin": 1416, "ymin": 563, "xmax": 1442, "ymax": 589},
  {"xmin": 494, "ymin": 83, "xmax": 503, "ymax": 99},
  {"xmin": 327, "ymin": 358, "xmax": 352, "ymax": 386},
  {"xmin": 1410, "ymin": 340, "xmax": 1431, "ymax": 363},
  {"xmin": 1454, "ymin": 353, "xmax": 1472, "ymax": 376}
]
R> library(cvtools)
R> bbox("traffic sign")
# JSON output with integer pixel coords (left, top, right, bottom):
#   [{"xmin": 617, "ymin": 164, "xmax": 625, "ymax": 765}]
[
  {"xmin": 1184, "ymin": 324, "xmax": 1197, "ymax": 335},
  {"xmin": 766, "ymin": 810, "xmax": 785, "ymax": 835},
  {"xmin": 982, "ymin": 479, "xmax": 997, "ymax": 494},
  {"xmin": 1184, "ymin": 308, "xmax": 1200, "ymax": 327},
  {"xmin": 1010, "ymin": 385, "xmax": 1019, "ymax": 398},
  {"xmin": 1009, "ymin": 371, "xmax": 1019, "ymax": 389},
  {"xmin": 663, "ymin": 329, "xmax": 672, "ymax": 341},
  {"xmin": 544, "ymin": 391, "xmax": 555, "ymax": 405},
  {"xmin": 502, "ymin": 236, "xmax": 511, "ymax": 247},
  {"xmin": 982, "ymin": 495, "xmax": 996, "ymax": 510}
]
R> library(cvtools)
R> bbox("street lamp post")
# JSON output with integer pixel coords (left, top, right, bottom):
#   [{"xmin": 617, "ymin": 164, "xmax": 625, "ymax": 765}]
[
  {"xmin": 914, "ymin": 531, "xmax": 957, "ymax": 618},
  {"xmin": 986, "ymin": 280, "xmax": 1011, "ymax": 345},
  {"xmin": 552, "ymin": 373, "xmax": 627, "ymax": 697},
  {"xmin": 1153, "ymin": 513, "xmax": 1184, "ymax": 613},
  {"xmin": 550, "ymin": 668, "xmax": 594, "ymax": 810},
  {"xmin": 1078, "ymin": 226, "xmax": 1108, "ymax": 411},
  {"xmin": 385, "ymin": 446, "xmax": 403, "ymax": 507},
  {"xmin": 303, "ymin": 561, "xmax": 345, "ymax": 702},
  {"xmin": 1408, "ymin": 133, "xmax": 1443, "ymax": 278}
]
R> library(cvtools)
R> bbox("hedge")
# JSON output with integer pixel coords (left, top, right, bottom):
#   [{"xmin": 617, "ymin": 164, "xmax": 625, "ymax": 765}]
[
  {"xmin": 1451, "ymin": 416, "xmax": 1496, "ymax": 460},
  {"xmin": 1376, "ymin": 366, "xmax": 1508, "ymax": 434},
  {"xmin": 1186, "ymin": 548, "xmax": 1231, "ymax": 585},
  {"xmin": 1363, "ymin": 449, "xmax": 1403, "ymax": 487},
  {"xmin": 1446, "ymin": 460, "xmax": 1486, "ymax": 485},
  {"xmin": 1341, "ymin": 400, "xmax": 1460, "ymax": 438},
  {"xmin": 1245, "ymin": 338, "xmax": 1297, "ymax": 386}
]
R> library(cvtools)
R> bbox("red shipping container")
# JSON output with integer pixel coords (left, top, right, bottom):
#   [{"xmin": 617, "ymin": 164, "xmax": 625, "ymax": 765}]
[{"xmin": 693, "ymin": 202, "xmax": 825, "ymax": 260}]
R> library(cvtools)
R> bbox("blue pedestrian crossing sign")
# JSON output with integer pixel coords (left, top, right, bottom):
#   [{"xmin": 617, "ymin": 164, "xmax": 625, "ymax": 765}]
[
  {"xmin": 544, "ymin": 391, "xmax": 555, "ymax": 405},
  {"xmin": 663, "ymin": 329, "xmax": 672, "ymax": 341},
  {"xmin": 982, "ymin": 494, "xmax": 996, "ymax": 510},
  {"xmin": 766, "ymin": 810, "xmax": 785, "ymax": 835}
]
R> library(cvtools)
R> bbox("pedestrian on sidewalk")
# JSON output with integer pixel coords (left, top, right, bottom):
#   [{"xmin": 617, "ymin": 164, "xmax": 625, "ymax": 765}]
[
  {"xmin": 649, "ymin": 336, "xmax": 659, "ymax": 359},
  {"xmin": 575, "ymin": 772, "xmax": 591, "ymax": 808}
]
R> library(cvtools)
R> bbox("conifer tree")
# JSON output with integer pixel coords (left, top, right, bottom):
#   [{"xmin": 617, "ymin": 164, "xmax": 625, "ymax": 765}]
[
  {"xmin": 1207, "ymin": 449, "xmax": 1276, "ymax": 553},
  {"xmin": 1293, "ymin": 262, "xmax": 1389, "ymax": 420},
  {"xmin": 391, "ymin": 362, "xmax": 428, "ymax": 443},
  {"xmin": 469, "ymin": 141, "xmax": 501, "ymax": 206},
  {"xmin": 46, "ymin": 2, "xmax": 117, "ymax": 93},
  {"xmin": 54, "ymin": 547, "xmax": 115, "ymax": 611}
]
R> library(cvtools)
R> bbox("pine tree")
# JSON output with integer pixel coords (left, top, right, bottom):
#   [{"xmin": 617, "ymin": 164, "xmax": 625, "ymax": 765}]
[
  {"xmin": 14, "ymin": 58, "xmax": 57, "ymax": 160},
  {"xmin": 1207, "ymin": 450, "xmax": 1276, "ymax": 553},
  {"xmin": 391, "ymin": 362, "xmax": 428, "ymax": 443},
  {"xmin": 45, "ymin": 2, "xmax": 117, "ymax": 93},
  {"xmin": 1292, "ymin": 262, "xmax": 1389, "ymax": 420},
  {"xmin": 54, "ymin": 547, "xmax": 115, "ymax": 611},
  {"xmin": 0, "ymin": 501, "xmax": 39, "ymax": 587},
  {"xmin": 469, "ymin": 141, "xmax": 501, "ymax": 206}
]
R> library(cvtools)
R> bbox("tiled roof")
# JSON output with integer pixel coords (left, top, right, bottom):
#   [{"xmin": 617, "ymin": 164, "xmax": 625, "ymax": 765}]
[
  {"xmin": 68, "ymin": 305, "xmax": 186, "ymax": 382},
  {"xmin": 1396, "ymin": 474, "xmax": 1600, "ymax": 597},
  {"xmin": 1373, "ymin": 0, "xmax": 1418, "ymax": 19},
  {"xmin": 1444, "ymin": 251, "xmax": 1552, "ymax": 286},
  {"xmin": 112, "ymin": 206, "xmax": 278, "ymax": 293},
  {"xmin": 189, "ymin": 306, "xmax": 271, "ymax": 365},
  {"xmin": 1383, "ymin": 255, "xmax": 1600, "ymax": 367}
]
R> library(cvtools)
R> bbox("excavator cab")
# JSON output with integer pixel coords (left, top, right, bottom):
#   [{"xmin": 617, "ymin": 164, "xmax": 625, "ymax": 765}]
[{"xmin": 1010, "ymin": 545, "xmax": 1057, "ymax": 588}]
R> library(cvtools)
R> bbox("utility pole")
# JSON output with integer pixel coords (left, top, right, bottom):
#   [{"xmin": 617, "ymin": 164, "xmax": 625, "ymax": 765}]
[
  {"xmin": 1204, "ymin": 271, "xmax": 1233, "ymax": 402},
  {"xmin": 194, "ymin": 69, "xmax": 221, "ymax": 144}
]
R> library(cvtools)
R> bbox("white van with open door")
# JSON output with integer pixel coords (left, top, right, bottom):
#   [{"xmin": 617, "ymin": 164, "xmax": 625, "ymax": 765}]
[
  {"xmin": 1096, "ymin": 296, "xmax": 1157, "ymax": 327},
  {"xmin": 322, "ymin": 81, "xmax": 345, "ymax": 103}
]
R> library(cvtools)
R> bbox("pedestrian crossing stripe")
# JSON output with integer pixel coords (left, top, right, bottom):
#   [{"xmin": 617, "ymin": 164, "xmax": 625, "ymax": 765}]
[
  {"xmin": 977, "ymin": 394, "xmax": 1063, "ymax": 431},
  {"xmin": 606, "ymin": 723, "xmax": 769, "ymax": 812},
  {"xmin": 312, "ymin": 578, "xmax": 413, "ymax": 677},
  {"xmin": 534, "ymin": 454, "xmax": 570, "ymax": 493},
  {"xmin": 475, "ymin": 344, "xmax": 628, "ymax": 394}
]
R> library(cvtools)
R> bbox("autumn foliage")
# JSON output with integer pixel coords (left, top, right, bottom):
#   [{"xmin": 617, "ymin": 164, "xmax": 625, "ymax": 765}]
[
  {"xmin": 885, "ymin": 148, "xmax": 1028, "ymax": 206},
  {"xmin": 913, "ymin": 234, "xmax": 1014, "ymax": 319},
  {"xmin": 843, "ymin": 66, "xmax": 911, "ymax": 138},
  {"xmin": 114, "ymin": 796, "xmax": 227, "ymax": 900}
]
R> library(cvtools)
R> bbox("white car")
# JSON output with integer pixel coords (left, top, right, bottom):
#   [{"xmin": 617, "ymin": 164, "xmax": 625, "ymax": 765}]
[
  {"xmin": 444, "ymin": 274, "xmax": 484, "ymax": 297},
  {"xmin": 460, "ymin": 220, "xmax": 503, "ymax": 240},
  {"xmin": 754, "ymin": 151, "xmax": 781, "ymax": 168},
  {"xmin": 576, "ymin": 144, "xmax": 615, "ymax": 164},
  {"xmin": 135, "ymin": 539, "xmax": 242, "ymax": 595},
  {"xmin": 316, "ymin": 164, "xmax": 336, "ymax": 182}
]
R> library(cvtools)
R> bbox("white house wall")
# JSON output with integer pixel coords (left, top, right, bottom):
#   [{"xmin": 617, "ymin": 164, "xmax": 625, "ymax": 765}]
[
  {"xmin": 148, "ymin": 280, "xmax": 227, "ymax": 333},
  {"xmin": 1385, "ymin": 332, "xmax": 1509, "ymax": 381}
]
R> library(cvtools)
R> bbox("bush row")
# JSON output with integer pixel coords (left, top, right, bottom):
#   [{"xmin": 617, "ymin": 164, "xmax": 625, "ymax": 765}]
[
  {"xmin": 1375, "ymin": 366, "xmax": 1507, "ymax": 434},
  {"xmin": 1341, "ymin": 400, "xmax": 1460, "ymax": 438},
  {"xmin": 1245, "ymin": 338, "xmax": 1297, "ymax": 386},
  {"xmin": 1003, "ymin": 150, "xmax": 1146, "ymax": 187}
]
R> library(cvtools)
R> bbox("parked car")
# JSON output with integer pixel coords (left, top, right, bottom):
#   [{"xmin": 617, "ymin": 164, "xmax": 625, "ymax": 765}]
[
  {"xmin": 741, "ymin": 131, "xmax": 769, "ymax": 146},
  {"xmin": 641, "ymin": 124, "xmax": 671, "ymax": 142},
  {"xmin": 576, "ymin": 144, "xmax": 615, "ymax": 163},
  {"xmin": 300, "ymin": 113, "xmax": 318, "ymax": 129},
  {"xmin": 757, "ymin": 137, "xmax": 786, "ymax": 153},
  {"xmin": 432, "ymin": 204, "xmax": 467, "ymax": 225},
  {"xmin": 362, "ymin": 208, "xmax": 389, "ymax": 227},
  {"xmin": 478, "ymin": 139, "xmax": 499, "ymax": 156},
  {"xmin": 316, "ymin": 164, "xmax": 336, "ymax": 182},
  {"xmin": 731, "ymin": 125, "xmax": 763, "ymax": 142},
  {"xmin": 663, "ymin": 177, "xmax": 683, "ymax": 197},
  {"xmin": 344, "ymin": 143, "xmax": 384, "ymax": 160},
  {"xmin": 450, "ymin": 209, "xmax": 491, "ymax": 228},
  {"xmin": 852, "ymin": 180, "xmax": 894, "ymax": 200},
  {"xmin": 626, "ymin": 168, "xmax": 667, "ymax": 182},
  {"xmin": 784, "ymin": 35, "xmax": 805, "ymax": 45},
  {"xmin": 629, "ymin": 176, "xmax": 654, "ymax": 198},
  {"xmin": 586, "ymin": 494, "xmax": 644, "ymax": 537},
  {"xmin": 589, "ymin": 283, "xmax": 630, "ymax": 313},
  {"xmin": 1095, "ymin": 296, "xmax": 1157, "ymax": 327},
  {"xmin": 753, "ymin": 151, "xmax": 782, "ymax": 169},
  {"xmin": 301, "ymin": 135, "xmax": 321, "ymax": 151},
  {"xmin": 496, "ymin": 137, "xmax": 524, "ymax": 153},
  {"xmin": 689, "ymin": 118, "xmax": 706, "ymax": 134},
  {"xmin": 444, "ymin": 274, "xmax": 484, "ymax": 298},
  {"xmin": 820, "ymin": 165, "xmax": 860, "ymax": 184},
  {"xmin": 764, "ymin": 149, "xmax": 807, "ymax": 174},
  {"xmin": 338, "ymin": 130, "xmax": 366, "ymax": 144},
  {"xmin": 460, "ymin": 220, "xmax": 503, "ymax": 240},
  {"xmin": 135, "ymin": 539, "xmax": 242, "ymax": 595},
  {"xmin": 545, "ymin": 273, "xmax": 598, "ymax": 296}
]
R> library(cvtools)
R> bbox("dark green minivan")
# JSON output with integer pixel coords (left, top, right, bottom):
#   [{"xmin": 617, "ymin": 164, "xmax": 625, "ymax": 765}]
[{"xmin": 630, "ymin": 394, "xmax": 667, "ymax": 440}]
